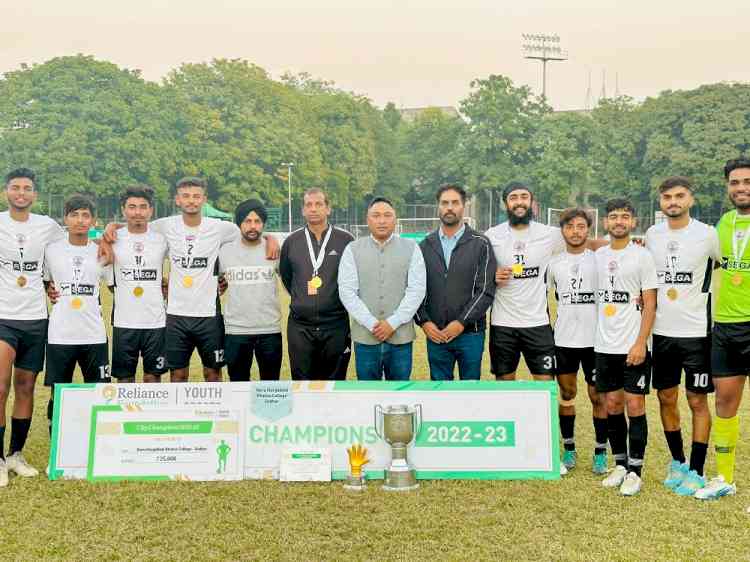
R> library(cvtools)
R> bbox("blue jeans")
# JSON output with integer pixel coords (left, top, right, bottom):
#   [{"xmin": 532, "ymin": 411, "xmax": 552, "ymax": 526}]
[
  {"xmin": 354, "ymin": 342, "xmax": 413, "ymax": 381},
  {"xmin": 426, "ymin": 330, "xmax": 485, "ymax": 381}
]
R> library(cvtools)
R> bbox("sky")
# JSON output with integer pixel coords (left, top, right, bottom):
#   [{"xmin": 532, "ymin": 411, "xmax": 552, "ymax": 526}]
[{"xmin": 1, "ymin": 1, "xmax": 747, "ymax": 110}]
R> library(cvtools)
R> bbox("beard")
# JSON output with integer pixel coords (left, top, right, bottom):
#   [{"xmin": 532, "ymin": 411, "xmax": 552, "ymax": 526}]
[
  {"xmin": 566, "ymin": 237, "xmax": 587, "ymax": 248},
  {"xmin": 507, "ymin": 206, "xmax": 533, "ymax": 226},
  {"xmin": 731, "ymin": 194, "xmax": 750, "ymax": 210},
  {"xmin": 664, "ymin": 207, "xmax": 687, "ymax": 217},
  {"xmin": 242, "ymin": 231, "xmax": 261, "ymax": 242},
  {"xmin": 439, "ymin": 212, "xmax": 460, "ymax": 226}
]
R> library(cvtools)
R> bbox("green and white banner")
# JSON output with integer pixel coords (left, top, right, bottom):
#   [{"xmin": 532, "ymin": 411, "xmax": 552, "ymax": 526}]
[{"xmin": 49, "ymin": 380, "xmax": 559, "ymax": 482}]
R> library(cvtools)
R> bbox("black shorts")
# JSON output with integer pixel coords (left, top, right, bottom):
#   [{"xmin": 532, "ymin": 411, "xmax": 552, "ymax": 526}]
[
  {"xmin": 0, "ymin": 318, "xmax": 47, "ymax": 373},
  {"xmin": 489, "ymin": 325, "xmax": 556, "ymax": 376},
  {"xmin": 554, "ymin": 346, "xmax": 596, "ymax": 385},
  {"xmin": 652, "ymin": 335, "xmax": 713, "ymax": 394},
  {"xmin": 594, "ymin": 352, "xmax": 652, "ymax": 395},
  {"xmin": 287, "ymin": 318, "xmax": 351, "ymax": 381},
  {"xmin": 44, "ymin": 343, "xmax": 110, "ymax": 386},
  {"xmin": 112, "ymin": 327, "xmax": 168, "ymax": 378},
  {"xmin": 165, "ymin": 314, "xmax": 225, "ymax": 371},
  {"xmin": 225, "ymin": 333, "xmax": 283, "ymax": 381},
  {"xmin": 712, "ymin": 321, "xmax": 750, "ymax": 377}
]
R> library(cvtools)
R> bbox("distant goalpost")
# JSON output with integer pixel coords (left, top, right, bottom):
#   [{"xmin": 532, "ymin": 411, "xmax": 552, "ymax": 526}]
[{"xmin": 546, "ymin": 208, "xmax": 599, "ymax": 239}]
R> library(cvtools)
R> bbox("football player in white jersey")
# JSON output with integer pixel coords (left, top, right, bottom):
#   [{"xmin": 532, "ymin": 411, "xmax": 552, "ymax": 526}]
[
  {"xmin": 0, "ymin": 168, "xmax": 64, "ymax": 486},
  {"xmin": 44, "ymin": 196, "xmax": 112, "ymax": 436},
  {"xmin": 103, "ymin": 177, "xmax": 279, "ymax": 383},
  {"xmin": 548, "ymin": 208, "xmax": 608, "ymax": 476},
  {"xmin": 486, "ymin": 183, "xmax": 605, "ymax": 382},
  {"xmin": 646, "ymin": 177, "xmax": 720, "ymax": 496},
  {"xmin": 106, "ymin": 186, "xmax": 169, "ymax": 383},
  {"xmin": 596, "ymin": 199, "xmax": 658, "ymax": 496}
]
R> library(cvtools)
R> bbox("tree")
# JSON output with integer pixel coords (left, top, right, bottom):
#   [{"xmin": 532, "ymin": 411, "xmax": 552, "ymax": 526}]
[
  {"xmin": 530, "ymin": 112, "xmax": 598, "ymax": 208},
  {"xmin": 0, "ymin": 55, "xmax": 181, "ymax": 205},
  {"xmin": 165, "ymin": 59, "xmax": 324, "ymax": 211},
  {"xmin": 401, "ymin": 108, "xmax": 465, "ymax": 203},
  {"xmin": 458, "ymin": 75, "xmax": 550, "ymax": 195}
]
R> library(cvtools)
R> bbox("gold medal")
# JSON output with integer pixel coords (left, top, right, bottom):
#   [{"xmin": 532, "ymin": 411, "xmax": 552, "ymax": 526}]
[
  {"xmin": 183, "ymin": 275, "xmax": 194, "ymax": 288},
  {"xmin": 511, "ymin": 264, "xmax": 524, "ymax": 276},
  {"xmin": 731, "ymin": 273, "xmax": 743, "ymax": 287},
  {"xmin": 666, "ymin": 288, "xmax": 678, "ymax": 301},
  {"xmin": 71, "ymin": 297, "xmax": 83, "ymax": 310},
  {"xmin": 16, "ymin": 275, "xmax": 27, "ymax": 287},
  {"xmin": 604, "ymin": 304, "xmax": 616, "ymax": 317},
  {"xmin": 310, "ymin": 276, "xmax": 322, "ymax": 289},
  {"xmin": 133, "ymin": 286, "xmax": 144, "ymax": 297}
]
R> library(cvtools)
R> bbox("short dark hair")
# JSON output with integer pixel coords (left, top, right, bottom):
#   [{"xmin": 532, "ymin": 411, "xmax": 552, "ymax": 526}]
[
  {"xmin": 658, "ymin": 176, "xmax": 693, "ymax": 193},
  {"xmin": 302, "ymin": 187, "xmax": 329, "ymax": 206},
  {"xmin": 724, "ymin": 158, "xmax": 750, "ymax": 180},
  {"xmin": 502, "ymin": 181, "xmax": 532, "ymax": 203},
  {"xmin": 436, "ymin": 184, "xmax": 467, "ymax": 204},
  {"xmin": 368, "ymin": 196, "xmax": 395, "ymax": 211},
  {"xmin": 235, "ymin": 198, "xmax": 268, "ymax": 226},
  {"xmin": 120, "ymin": 185, "xmax": 155, "ymax": 208},
  {"xmin": 5, "ymin": 168, "xmax": 36, "ymax": 188},
  {"xmin": 64, "ymin": 195, "xmax": 96, "ymax": 217},
  {"xmin": 173, "ymin": 176, "xmax": 207, "ymax": 195},
  {"xmin": 605, "ymin": 198, "xmax": 636, "ymax": 216},
  {"xmin": 559, "ymin": 207, "xmax": 593, "ymax": 228}
]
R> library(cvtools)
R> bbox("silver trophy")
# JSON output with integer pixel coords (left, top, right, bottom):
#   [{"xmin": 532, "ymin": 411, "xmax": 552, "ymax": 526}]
[{"xmin": 374, "ymin": 404, "xmax": 422, "ymax": 491}]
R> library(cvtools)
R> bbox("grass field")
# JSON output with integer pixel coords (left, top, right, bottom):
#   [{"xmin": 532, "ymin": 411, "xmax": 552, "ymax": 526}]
[{"xmin": 4, "ymin": 288, "xmax": 750, "ymax": 561}]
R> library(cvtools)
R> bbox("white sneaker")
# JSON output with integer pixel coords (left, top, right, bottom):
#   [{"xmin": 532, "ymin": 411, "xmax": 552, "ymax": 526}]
[
  {"xmin": 0, "ymin": 459, "xmax": 8, "ymax": 487},
  {"xmin": 560, "ymin": 463, "xmax": 568, "ymax": 476},
  {"xmin": 694, "ymin": 475, "xmax": 737, "ymax": 500},
  {"xmin": 620, "ymin": 471, "xmax": 642, "ymax": 496},
  {"xmin": 602, "ymin": 465, "xmax": 628, "ymax": 488},
  {"xmin": 6, "ymin": 452, "xmax": 39, "ymax": 477}
]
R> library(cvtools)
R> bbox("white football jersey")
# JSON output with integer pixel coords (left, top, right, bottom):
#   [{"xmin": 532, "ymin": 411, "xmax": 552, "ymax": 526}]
[
  {"xmin": 485, "ymin": 221, "xmax": 565, "ymax": 328},
  {"xmin": 646, "ymin": 219, "xmax": 721, "ymax": 338},
  {"xmin": 0, "ymin": 212, "xmax": 64, "ymax": 320},
  {"xmin": 45, "ymin": 240, "xmax": 109, "ymax": 345},
  {"xmin": 594, "ymin": 243, "xmax": 658, "ymax": 354},
  {"xmin": 548, "ymin": 249, "xmax": 598, "ymax": 348},
  {"xmin": 151, "ymin": 216, "xmax": 239, "ymax": 317},
  {"xmin": 106, "ymin": 228, "xmax": 168, "ymax": 329}
]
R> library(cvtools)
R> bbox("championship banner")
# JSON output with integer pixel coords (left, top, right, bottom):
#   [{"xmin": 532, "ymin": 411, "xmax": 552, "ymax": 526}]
[
  {"xmin": 246, "ymin": 380, "xmax": 559, "ymax": 480},
  {"xmin": 49, "ymin": 380, "xmax": 559, "ymax": 482}
]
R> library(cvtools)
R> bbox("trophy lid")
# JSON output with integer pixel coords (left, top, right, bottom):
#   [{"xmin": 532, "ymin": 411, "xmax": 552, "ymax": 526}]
[{"xmin": 384, "ymin": 404, "xmax": 411, "ymax": 414}]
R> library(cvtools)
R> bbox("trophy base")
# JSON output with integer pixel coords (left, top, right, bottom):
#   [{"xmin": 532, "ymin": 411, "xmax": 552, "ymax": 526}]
[
  {"xmin": 343, "ymin": 475, "xmax": 366, "ymax": 491},
  {"xmin": 382, "ymin": 468, "xmax": 419, "ymax": 492}
]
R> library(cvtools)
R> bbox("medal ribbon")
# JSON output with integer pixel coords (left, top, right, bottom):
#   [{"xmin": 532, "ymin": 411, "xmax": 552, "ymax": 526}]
[
  {"xmin": 14, "ymin": 229, "xmax": 26, "ymax": 282},
  {"xmin": 607, "ymin": 253, "xmax": 619, "ymax": 308},
  {"xmin": 70, "ymin": 247, "xmax": 85, "ymax": 299},
  {"xmin": 304, "ymin": 226, "xmax": 332, "ymax": 277},
  {"xmin": 666, "ymin": 248, "xmax": 678, "ymax": 291},
  {"xmin": 732, "ymin": 211, "xmax": 750, "ymax": 265},
  {"xmin": 133, "ymin": 236, "xmax": 144, "ymax": 284},
  {"xmin": 182, "ymin": 222, "xmax": 202, "ymax": 275},
  {"xmin": 568, "ymin": 254, "xmax": 584, "ymax": 304}
]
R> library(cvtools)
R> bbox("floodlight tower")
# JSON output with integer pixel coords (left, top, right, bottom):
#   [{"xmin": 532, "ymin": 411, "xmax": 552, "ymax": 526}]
[{"xmin": 521, "ymin": 33, "xmax": 568, "ymax": 99}]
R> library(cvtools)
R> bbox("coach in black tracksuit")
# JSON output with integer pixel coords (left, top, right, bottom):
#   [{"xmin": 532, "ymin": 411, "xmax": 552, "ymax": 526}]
[
  {"xmin": 415, "ymin": 184, "xmax": 496, "ymax": 380},
  {"xmin": 279, "ymin": 188, "xmax": 354, "ymax": 380}
]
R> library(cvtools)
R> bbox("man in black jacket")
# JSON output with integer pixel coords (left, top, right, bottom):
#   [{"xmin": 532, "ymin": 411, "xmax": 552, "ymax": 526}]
[
  {"xmin": 415, "ymin": 184, "xmax": 496, "ymax": 380},
  {"xmin": 279, "ymin": 188, "xmax": 354, "ymax": 380}
]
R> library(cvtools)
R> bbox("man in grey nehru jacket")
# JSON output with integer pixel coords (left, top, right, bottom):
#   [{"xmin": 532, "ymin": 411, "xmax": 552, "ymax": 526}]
[{"xmin": 338, "ymin": 197, "xmax": 426, "ymax": 380}]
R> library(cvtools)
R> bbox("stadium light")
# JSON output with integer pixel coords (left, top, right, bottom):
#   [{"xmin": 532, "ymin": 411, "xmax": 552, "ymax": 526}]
[
  {"xmin": 521, "ymin": 33, "xmax": 568, "ymax": 99},
  {"xmin": 281, "ymin": 162, "xmax": 295, "ymax": 232}
]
